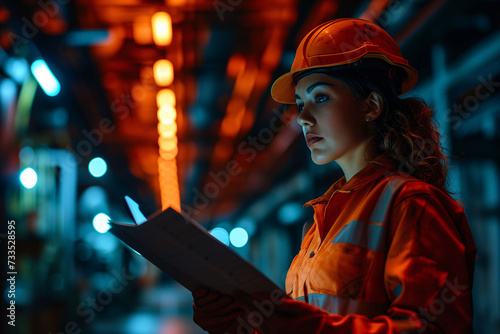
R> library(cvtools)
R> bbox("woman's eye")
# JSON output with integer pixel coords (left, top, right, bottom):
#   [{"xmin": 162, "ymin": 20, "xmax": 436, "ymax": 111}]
[
  {"xmin": 315, "ymin": 94, "xmax": 328, "ymax": 103},
  {"xmin": 296, "ymin": 104, "xmax": 304, "ymax": 112}
]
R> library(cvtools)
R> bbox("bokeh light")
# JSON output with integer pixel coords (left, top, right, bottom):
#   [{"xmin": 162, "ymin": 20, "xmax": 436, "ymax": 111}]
[
  {"xmin": 210, "ymin": 227, "xmax": 230, "ymax": 246},
  {"xmin": 20, "ymin": 167, "xmax": 37, "ymax": 189},
  {"xmin": 229, "ymin": 227, "xmax": 248, "ymax": 248},
  {"xmin": 30, "ymin": 59, "xmax": 61, "ymax": 97},
  {"xmin": 151, "ymin": 12, "xmax": 172, "ymax": 46},
  {"xmin": 92, "ymin": 213, "xmax": 111, "ymax": 233},
  {"xmin": 88, "ymin": 157, "xmax": 107, "ymax": 178},
  {"xmin": 153, "ymin": 59, "xmax": 174, "ymax": 86}
]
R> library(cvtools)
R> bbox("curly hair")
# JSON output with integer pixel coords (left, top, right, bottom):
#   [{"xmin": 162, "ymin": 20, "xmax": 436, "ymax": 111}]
[
  {"xmin": 372, "ymin": 96, "xmax": 449, "ymax": 194},
  {"xmin": 305, "ymin": 61, "xmax": 452, "ymax": 197}
]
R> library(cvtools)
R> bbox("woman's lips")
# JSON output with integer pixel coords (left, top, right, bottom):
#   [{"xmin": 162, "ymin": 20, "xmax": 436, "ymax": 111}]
[{"xmin": 306, "ymin": 133, "xmax": 323, "ymax": 147}]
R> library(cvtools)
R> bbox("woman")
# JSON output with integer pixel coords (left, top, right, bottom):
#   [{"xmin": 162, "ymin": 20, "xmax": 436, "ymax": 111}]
[{"xmin": 192, "ymin": 18, "xmax": 477, "ymax": 333}]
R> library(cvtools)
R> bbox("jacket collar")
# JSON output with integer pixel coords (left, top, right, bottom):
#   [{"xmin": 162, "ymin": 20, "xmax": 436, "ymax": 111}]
[{"xmin": 304, "ymin": 152, "xmax": 397, "ymax": 207}]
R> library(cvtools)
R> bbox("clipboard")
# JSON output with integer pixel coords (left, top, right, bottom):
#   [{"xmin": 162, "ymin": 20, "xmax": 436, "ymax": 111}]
[{"xmin": 108, "ymin": 200, "xmax": 284, "ymax": 297}]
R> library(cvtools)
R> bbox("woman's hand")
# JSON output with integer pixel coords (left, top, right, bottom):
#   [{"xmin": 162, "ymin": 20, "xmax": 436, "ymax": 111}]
[
  {"xmin": 247, "ymin": 292, "xmax": 328, "ymax": 334},
  {"xmin": 193, "ymin": 287, "xmax": 326, "ymax": 334},
  {"xmin": 192, "ymin": 286, "xmax": 251, "ymax": 334}
]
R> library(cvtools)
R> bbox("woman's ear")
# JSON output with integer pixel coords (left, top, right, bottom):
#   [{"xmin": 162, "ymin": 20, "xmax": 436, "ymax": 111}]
[{"xmin": 365, "ymin": 92, "xmax": 383, "ymax": 121}]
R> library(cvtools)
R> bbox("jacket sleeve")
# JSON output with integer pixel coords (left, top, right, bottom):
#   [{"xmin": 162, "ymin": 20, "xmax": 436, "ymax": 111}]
[
  {"xmin": 382, "ymin": 188, "xmax": 475, "ymax": 333},
  {"xmin": 257, "ymin": 186, "xmax": 476, "ymax": 334}
]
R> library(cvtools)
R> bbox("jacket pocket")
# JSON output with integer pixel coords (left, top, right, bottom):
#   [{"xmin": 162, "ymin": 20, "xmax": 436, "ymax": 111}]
[{"xmin": 308, "ymin": 242, "xmax": 374, "ymax": 299}]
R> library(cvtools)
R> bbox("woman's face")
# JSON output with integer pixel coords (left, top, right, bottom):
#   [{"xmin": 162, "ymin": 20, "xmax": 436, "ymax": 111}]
[{"xmin": 295, "ymin": 73, "xmax": 368, "ymax": 165}]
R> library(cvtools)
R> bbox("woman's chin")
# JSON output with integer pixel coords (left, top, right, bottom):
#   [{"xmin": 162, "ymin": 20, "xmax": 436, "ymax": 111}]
[{"xmin": 311, "ymin": 154, "xmax": 333, "ymax": 165}]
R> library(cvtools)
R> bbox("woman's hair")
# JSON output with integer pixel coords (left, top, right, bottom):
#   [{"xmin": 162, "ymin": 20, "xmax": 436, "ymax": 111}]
[{"xmin": 299, "ymin": 60, "xmax": 452, "ymax": 197}]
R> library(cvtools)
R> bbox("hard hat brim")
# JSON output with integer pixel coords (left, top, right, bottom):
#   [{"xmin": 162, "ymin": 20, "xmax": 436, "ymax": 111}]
[{"xmin": 271, "ymin": 54, "xmax": 418, "ymax": 105}]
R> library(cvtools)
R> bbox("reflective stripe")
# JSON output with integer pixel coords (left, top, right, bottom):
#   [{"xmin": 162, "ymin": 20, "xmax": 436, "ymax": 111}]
[
  {"xmin": 296, "ymin": 294, "xmax": 388, "ymax": 318},
  {"xmin": 331, "ymin": 176, "xmax": 408, "ymax": 252},
  {"xmin": 331, "ymin": 220, "xmax": 385, "ymax": 252},
  {"xmin": 369, "ymin": 175, "xmax": 408, "ymax": 224}
]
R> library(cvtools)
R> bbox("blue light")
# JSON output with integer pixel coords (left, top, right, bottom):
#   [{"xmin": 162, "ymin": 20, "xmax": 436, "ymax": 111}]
[
  {"xmin": 20, "ymin": 167, "xmax": 38, "ymax": 189},
  {"xmin": 123, "ymin": 313, "xmax": 159, "ymax": 334},
  {"xmin": 0, "ymin": 79, "xmax": 17, "ymax": 113},
  {"xmin": 4, "ymin": 57, "xmax": 30, "ymax": 84},
  {"xmin": 277, "ymin": 202, "xmax": 303, "ymax": 225},
  {"xmin": 64, "ymin": 30, "xmax": 109, "ymax": 46},
  {"xmin": 210, "ymin": 227, "xmax": 229, "ymax": 246},
  {"xmin": 229, "ymin": 227, "xmax": 248, "ymax": 248},
  {"xmin": 88, "ymin": 157, "xmax": 107, "ymax": 177},
  {"xmin": 92, "ymin": 232, "xmax": 118, "ymax": 253},
  {"xmin": 30, "ymin": 59, "xmax": 61, "ymax": 97},
  {"xmin": 19, "ymin": 146, "xmax": 35, "ymax": 164},
  {"xmin": 92, "ymin": 213, "xmax": 110, "ymax": 233}
]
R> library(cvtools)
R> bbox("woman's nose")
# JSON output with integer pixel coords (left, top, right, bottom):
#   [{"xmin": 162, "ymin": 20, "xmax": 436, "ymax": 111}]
[{"xmin": 297, "ymin": 106, "xmax": 315, "ymax": 127}]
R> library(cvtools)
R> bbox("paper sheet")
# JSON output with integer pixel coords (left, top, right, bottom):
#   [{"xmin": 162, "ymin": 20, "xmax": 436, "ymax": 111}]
[{"xmin": 109, "ymin": 207, "xmax": 284, "ymax": 296}]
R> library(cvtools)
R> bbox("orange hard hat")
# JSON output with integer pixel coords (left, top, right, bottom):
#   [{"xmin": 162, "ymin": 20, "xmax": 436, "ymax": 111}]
[{"xmin": 271, "ymin": 18, "xmax": 418, "ymax": 104}]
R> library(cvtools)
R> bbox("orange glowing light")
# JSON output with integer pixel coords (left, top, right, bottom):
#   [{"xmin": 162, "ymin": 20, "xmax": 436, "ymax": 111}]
[
  {"xmin": 151, "ymin": 12, "xmax": 172, "ymax": 46},
  {"xmin": 226, "ymin": 54, "xmax": 246, "ymax": 78},
  {"xmin": 240, "ymin": 108, "xmax": 255, "ymax": 133},
  {"xmin": 158, "ymin": 122, "xmax": 177, "ymax": 137},
  {"xmin": 255, "ymin": 71, "xmax": 271, "ymax": 90},
  {"xmin": 157, "ymin": 88, "xmax": 176, "ymax": 107},
  {"xmin": 159, "ymin": 146, "xmax": 178, "ymax": 160},
  {"xmin": 91, "ymin": 26, "xmax": 125, "ymax": 58},
  {"xmin": 41, "ymin": 17, "xmax": 68, "ymax": 34},
  {"xmin": 153, "ymin": 59, "xmax": 174, "ymax": 86},
  {"xmin": 158, "ymin": 104, "xmax": 177, "ymax": 123},
  {"xmin": 159, "ymin": 136, "xmax": 178, "ymax": 151},
  {"xmin": 226, "ymin": 96, "xmax": 245, "ymax": 116},
  {"xmin": 220, "ymin": 118, "xmax": 237, "ymax": 138},
  {"xmin": 158, "ymin": 158, "xmax": 177, "ymax": 171},
  {"xmin": 133, "ymin": 16, "xmax": 153, "ymax": 45},
  {"xmin": 166, "ymin": 0, "xmax": 187, "ymax": 6},
  {"xmin": 213, "ymin": 140, "xmax": 233, "ymax": 162},
  {"xmin": 160, "ymin": 117, "xmax": 175, "ymax": 126},
  {"xmin": 219, "ymin": 97, "xmax": 246, "ymax": 137},
  {"xmin": 158, "ymin": 156, "xmax": 180, "ymax": 212},
  {"xmin": 233, "ymin": 63, "xmax": 257, "ymax": 100}
]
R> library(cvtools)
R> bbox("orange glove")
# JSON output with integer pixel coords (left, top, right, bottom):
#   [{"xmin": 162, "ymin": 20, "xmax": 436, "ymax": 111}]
[{"xmin": 192, "ymin": 287, "xmax": 254, "ymax": 334}]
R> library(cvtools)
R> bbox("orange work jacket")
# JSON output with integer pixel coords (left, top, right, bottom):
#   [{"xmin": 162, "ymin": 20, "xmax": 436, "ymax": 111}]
[{"xmin": 285, "ymin": 153, "xmax": 477, "ymax": 333}]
